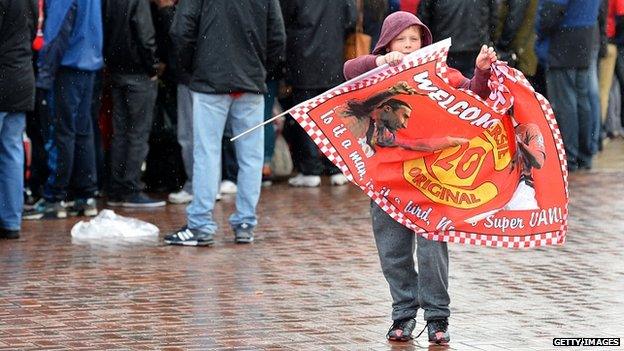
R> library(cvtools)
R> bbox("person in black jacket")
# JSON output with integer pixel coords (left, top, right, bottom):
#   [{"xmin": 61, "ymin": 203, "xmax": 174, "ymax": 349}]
[
  {"xmin": 165, "ymin": 0, "xmax": 286, "ymax": 246},
  {"xmin": 103, "ymin": 0, "xmax": 165, "ymax": 207},
  {"xmin": 280, "ymin": 0, "xmax": 357, "ymax": 187},
  {"xmin": 0, "ymin": 0, "xmax": 37, "ymax": 239},
  {"xmin": 418, "ymin": 0, "xmax": 497, "ymax": 78}
]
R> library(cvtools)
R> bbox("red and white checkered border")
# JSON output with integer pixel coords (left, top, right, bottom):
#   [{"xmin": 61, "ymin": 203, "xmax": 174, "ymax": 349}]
[{"xmin": 289, "ymin": 46, "xmax": 567, "ymax": 249}]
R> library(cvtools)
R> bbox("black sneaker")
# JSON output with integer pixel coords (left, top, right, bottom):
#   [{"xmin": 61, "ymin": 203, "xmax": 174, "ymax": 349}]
[
  {"xmin": 122, "ymin": 193, "xmax": 166, "ymax": 208},
  {"xmin": 0, "ymin": 227, "xmax": 19, "ymax": 239},
  {"xmin": 233, "ymin": 223, "xmax": 254, "ymax": 243},
  {"xmin": 68, "ymin": 198, "xmax": 98, "ymax": 217},
  {"xmin": 427, "ymin": 318, "xmax": 450, "ymax": 345},
  {"xmin": 386, "ymin": 318, "xmax": 416, "ymax": 341},
  {"xmin": 164, "ymin": 227, "xmax": 214, "ymax": 246},
  {"xmin": 23, "ymin": 189, "xmax": 40, "ymax": 211},
  {"xmin": 22, "ymin": 200, "xmax": 67, "ymax": 220}
]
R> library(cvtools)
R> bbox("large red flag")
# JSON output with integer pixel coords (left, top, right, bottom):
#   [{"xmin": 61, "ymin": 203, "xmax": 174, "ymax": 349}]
[{"xmin": 289, "ymin": 39, "xmax": 568, "ymax": 248}]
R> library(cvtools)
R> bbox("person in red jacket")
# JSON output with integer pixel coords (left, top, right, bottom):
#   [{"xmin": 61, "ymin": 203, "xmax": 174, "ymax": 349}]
[{"xmin": 343, "ymin": 11, "xmax": 496, "ymax": 344}]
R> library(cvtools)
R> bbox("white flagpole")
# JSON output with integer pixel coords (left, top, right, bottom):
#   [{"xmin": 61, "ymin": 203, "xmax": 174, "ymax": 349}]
[{"xmin": 230, "ymin": 109, "xmax": 292, "ymax": 142}]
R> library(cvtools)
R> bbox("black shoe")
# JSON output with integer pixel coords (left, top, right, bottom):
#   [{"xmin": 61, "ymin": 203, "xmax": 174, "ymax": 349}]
[
  {"xmin": 427, "ymin": 318, "xmax": 450, "ymax": 345},
  {"xmin": 22, "ymin": 200, "xmax": 67, "ymax": 220},
  {"xmin": 122, "ymin": 193, "xmax": 166, "ymax": 208},
  {"xmin": 0, "ymin": 227, "xmax": 20, "ymax": 239},
  {"xmin": 386, "ymin": 318, "xmax": 416, "ymax": 341},
  {"xmin": 68, "ymin": 198, "xmax": 98, "ymax": 217},
  {"xmin": 23, "ymin": 189, "xmax": 40, "ymax": 211},
  {"xmin": 164, "ymin": 227, "xmax": 214, "ymax": 246},
  {"xmin": 233, "ymin": 223, "xmax": 254, "ymax": 243}
]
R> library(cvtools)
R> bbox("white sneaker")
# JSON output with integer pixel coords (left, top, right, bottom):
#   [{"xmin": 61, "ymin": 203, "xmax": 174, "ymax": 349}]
[
  {"xmin": 168, "ymin": 190, "xmax": 193, "ymax": 204},
  {"xmin": 288, "ymin": 174, "xmax": 321, "ymax": 187},
  {"xmin": 330, "ymin": 173, "xmax": 348, "ymax": 186},
  {"xmin": 220, "ymin": 180, "xmax": 238, "ymax": 194}
]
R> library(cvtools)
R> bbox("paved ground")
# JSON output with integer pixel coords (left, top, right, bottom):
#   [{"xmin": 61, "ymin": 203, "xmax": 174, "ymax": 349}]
[{"xmin": 1, "ymin": 140, "xmax": 623, "ymax": 350}]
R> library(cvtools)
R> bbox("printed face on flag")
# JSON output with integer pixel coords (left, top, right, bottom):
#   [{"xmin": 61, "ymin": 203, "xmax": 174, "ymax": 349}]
[{"xmin": 290, "ymin": 40, "xmax": 568, "ymax": 248}]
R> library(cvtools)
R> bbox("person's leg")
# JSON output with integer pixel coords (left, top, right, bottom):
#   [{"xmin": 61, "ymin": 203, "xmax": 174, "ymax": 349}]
[
  {"xmin": 0, "ymin": 112, "xmax": 26, "ymax": 232},
  {"xmin": 371, "ymin": 202, "xmax": 420, "ymax": 321},
  {"xmin": 575, "ymin": 68, "xmax": 594, "ymax": 169},
  {"xmin": 263, "ymin": 80, "xmax": 278, "ymax": 164},
  {"xmin": 288, "ymin": 88, "xmax": 325, "ymax": 176},
  {"xmin": 176, "ymin": 84, "xmax": 194, "ymax": 194},
  {"xmin": 25, "ymin": 90, "xmax": 50, "ymax": 199},
  {"xmin": 47, "ymin": 68, "xmax": 81, "ymax": 201},
  {"xmin": 91, "ymin": 70, "xmax": 105, "ymax": 192},
  {"xmin": 617, "ymin": 46, "xmax": 624, "ymax": 129},
  {"xmin": 228, "ymin": 93, "xmax": 264, "ymax": 229},
  {"xmin": 221, "ymin": 121, "xmax": 238, "ymax": 184},
  {"xmin": 546, "ymin": 68, "xmax": 579, "ymax": 171},
  {"xmin": 598, "ymin": 44, "xmax": 617, "ymax": 125},
  {"xmin": 605, "ymin": 77, "xmax": 622, "ymax": 138},
  {"xmin": 108, "ymin": 75, "xmax": 130, "ymax": 200},
  {"xmin": 262, "ymin": 80, "xmax": 278, "ymax": 185},
  {"xmin": 118, "ymin": 75, "xmax": 158, "ymax": 195},
  {"xmin": 588, "ymin": 48, "xmax": 601, "ymax": 155},
  {"xmin": 70, "ymin": 70, "xmax": 98, "ymax": 200},
  {"xmin": 416, "ymin": 235, "xmax": 450, "ymax": 321},
  {"xmin": 186, "ymin": 93, "xmax": 230, "ymax": 234}
]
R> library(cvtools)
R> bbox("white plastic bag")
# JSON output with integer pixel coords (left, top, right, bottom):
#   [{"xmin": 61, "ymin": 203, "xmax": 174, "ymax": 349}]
[
  {"xmin": 71, "ymin": 209, "xmax": 159, "ymax": 240},
  {"xmin": 271, "ymin": 133, "xmax": 293, "ymax": 177}
]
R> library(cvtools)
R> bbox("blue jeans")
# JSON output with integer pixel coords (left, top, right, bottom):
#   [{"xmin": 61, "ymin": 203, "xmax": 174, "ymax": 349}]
[
  {"xmin": 186, "ymin": 92, "xmax": 264, "ymax": 234},
  {"xmin": 176, "ymin": 84, "xmax": 194, "ymax": 194},
  {"xmin": 0, "ymin": 112, "xmax": 26, "ymax": 230},
  {"xmin": 546, "ymin": 68, "xmax": 593, "ymax": 170},
  {"xmin": 44, "ymin": 67, "xmax": 98, "ymax": 201}
]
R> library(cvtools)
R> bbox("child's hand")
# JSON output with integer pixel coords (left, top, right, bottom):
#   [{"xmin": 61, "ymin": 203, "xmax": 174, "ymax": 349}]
[
  {"xmin": 475, "ymin": 45, "xmax": 497, "ymax": 70},
  {"xmin": 376, "ymin": 51, "xmax": 405, "ymax": 67}
]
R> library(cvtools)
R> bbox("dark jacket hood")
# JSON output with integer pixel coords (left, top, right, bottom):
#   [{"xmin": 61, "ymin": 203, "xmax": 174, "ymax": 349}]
[{"xmin": 372, "ymin": 11, "xmax": 433, "ymax": 54}]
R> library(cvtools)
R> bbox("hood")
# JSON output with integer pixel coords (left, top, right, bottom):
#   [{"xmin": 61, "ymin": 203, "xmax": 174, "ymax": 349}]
[{"xmin": 372, "ymin": 11, "xmax": 433, "ymax": 55}]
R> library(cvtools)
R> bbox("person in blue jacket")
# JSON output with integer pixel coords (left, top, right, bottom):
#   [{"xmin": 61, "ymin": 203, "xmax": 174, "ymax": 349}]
[
  {"xmin": 535, "ymin": 0, "xmax": 600, "ymax": 172},
  {"xmin": 24, "ymin": 0, "xmax": 104, "ymax": 220}
]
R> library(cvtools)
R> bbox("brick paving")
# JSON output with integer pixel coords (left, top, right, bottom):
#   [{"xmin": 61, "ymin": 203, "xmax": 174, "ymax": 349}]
[{"xmin": 1, "ymin": 140, "xmax": 623, "ymax": 350}]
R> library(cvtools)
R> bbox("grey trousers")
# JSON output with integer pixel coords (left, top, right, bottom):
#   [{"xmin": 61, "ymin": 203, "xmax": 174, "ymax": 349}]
[
  {"xmin": 177, "ymin": 84, "xmax": 194, "ymax": 194},
  {"xmin": 371, "ymin": 201, "xmax": 450, "ymax": 322},
  {"xmin": 109, "ymin": 74, "xmax": 158, "ymax": 197}
]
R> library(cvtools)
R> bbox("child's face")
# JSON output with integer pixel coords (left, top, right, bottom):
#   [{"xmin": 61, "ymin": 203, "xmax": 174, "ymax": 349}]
[{"xmin": 388, "ymin": 26, "xmax": 422, "ymax": 54}]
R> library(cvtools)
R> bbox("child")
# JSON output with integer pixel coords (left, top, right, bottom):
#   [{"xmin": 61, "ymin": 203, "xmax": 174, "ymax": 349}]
[{"xmin": 343, "ymin": 11, "xmax": 497, "ymax": 344}]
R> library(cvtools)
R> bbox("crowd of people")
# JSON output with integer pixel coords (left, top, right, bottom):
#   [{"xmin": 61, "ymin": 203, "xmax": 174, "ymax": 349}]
[
  {"xmin": 2, "ymin": 0, "xmax": 621, "ymax": 345},
  {"xmin": 1, "ymin": 0, "xmax": 619, "ymax": 230},
  {"xmin": 0, "ymin": 0, "xmax": 619, "ymax": 230}
]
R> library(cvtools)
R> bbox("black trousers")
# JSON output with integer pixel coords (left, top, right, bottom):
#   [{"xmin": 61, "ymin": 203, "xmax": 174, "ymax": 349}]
[
  {"xmin": 109, "ymin": 73, "xmax": 158, "ymax": 197},
  {"xmin": 283, "ymin": 88, "xmax": 340, "ymax": 176}
]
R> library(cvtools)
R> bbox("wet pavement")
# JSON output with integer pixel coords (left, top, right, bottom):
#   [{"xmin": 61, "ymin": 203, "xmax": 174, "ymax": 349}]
[{"xmin": 1, "ymin": 140, "xmax": 623, "ymax": 350}]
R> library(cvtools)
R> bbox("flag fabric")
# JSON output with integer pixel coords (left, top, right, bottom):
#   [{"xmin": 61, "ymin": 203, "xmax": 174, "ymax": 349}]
[{"xmin": 289, "ymin": 39, "xmax": 568, "ymax": 248}]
